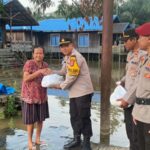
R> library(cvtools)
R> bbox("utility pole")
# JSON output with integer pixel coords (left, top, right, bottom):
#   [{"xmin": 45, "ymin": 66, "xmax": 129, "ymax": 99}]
[{"xmin": 100, "ymin": 0, "xmax": 114, "ymax": 145}]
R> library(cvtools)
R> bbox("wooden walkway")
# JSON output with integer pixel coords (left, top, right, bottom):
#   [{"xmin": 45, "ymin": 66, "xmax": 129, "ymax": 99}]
[
  {"xmin": 97, "ymin": 145, "xmax": 128, "ymax": 150},
  {"xmin": 55, "ymin": 145, "xmax": 129, "ymax": 150}
]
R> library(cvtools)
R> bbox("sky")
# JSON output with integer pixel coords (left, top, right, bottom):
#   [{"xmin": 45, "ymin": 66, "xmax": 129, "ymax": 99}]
[{"xmin": 18, "ymin": 0, "xmax": 71, "ymax": 13}]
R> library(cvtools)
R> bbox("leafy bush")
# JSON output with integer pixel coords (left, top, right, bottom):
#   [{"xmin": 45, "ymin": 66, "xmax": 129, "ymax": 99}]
[{"xmin": 4, "ymin": 96, "xmax": 18, "ymax": 118}]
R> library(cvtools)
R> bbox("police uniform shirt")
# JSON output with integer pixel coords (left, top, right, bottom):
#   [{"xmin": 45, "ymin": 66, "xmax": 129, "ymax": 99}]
[
  {"xmin": 132, "ymin": 55, "xmax": 150, "ymax": 123},
  {"xmin": 123, "ymin": 53, "xmax": 150, "ymax": 123},
  {"xmin": 122, "ymin": 50, "xmax": 147, "ymax": 92},
  {"xmin": 55, "ymin": 49, "xmax": 94, "ymax": 98}
]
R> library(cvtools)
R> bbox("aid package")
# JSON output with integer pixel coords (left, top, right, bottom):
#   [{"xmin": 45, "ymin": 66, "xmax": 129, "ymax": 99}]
[
  {"xmin": 41, "ymin": 74, "xmax": 64, "ymax": 88},
  {"xmin": 110, "ymin": 85, "xmax": 126, "ymax": 106}
]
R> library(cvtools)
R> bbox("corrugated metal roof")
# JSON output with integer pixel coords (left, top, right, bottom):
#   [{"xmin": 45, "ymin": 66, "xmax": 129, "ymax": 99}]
[
  {"xmin": 33, "ymin": 19, "xmax": 69, "ymax": 32},
  {"xmin": 3, "ymin": 0, "xmax": 11, "ymax": 4},
  {"xmin": 1, "ymin": 0, "xmax": 38, "ymax": 26},
  {"xmin": 33, "ymin": 17, "xmax": 104, "ymax": 32},
  {"xmin": 6, "ymin": 15, "xmax": 121, "ymax": 32},
  {"xmin": 4, "ymin": 0, "xmax": 38, "ymax": 26}
]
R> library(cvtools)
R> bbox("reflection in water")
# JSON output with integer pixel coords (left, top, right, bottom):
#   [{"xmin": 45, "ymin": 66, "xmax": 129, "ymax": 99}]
[
  {"xmin": 110, "ymin": 106, "xmax": 123, "ymax": 134},
  {"xmin": 89, "ymin": 61, "xmax": 126, "ymax": 91},
  {"xmin": 0, "ymin": 128, "xmax": 15, "ymax": 149},
  {"xmin": 0, "ymin": 60, "xmax": 128, "ymax": 149},
  {"xmin": 58, "ymin": 97, "xmax": 68, "ymax": 107},
  {"xmin": 0, "ymin": 96, "xmax": 128, "ymax": 150}
]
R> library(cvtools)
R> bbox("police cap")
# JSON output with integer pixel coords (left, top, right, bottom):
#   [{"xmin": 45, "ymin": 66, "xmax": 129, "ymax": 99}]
[
  {"xmin": 135, "ymin": 22, "xmax": 150, "ymax": 36},
  {"xmin": 59, "ymin": 37, "xmax": 73, "ymax": 46},
  {"xmin": 122, "ymin": 29, "xmax": 138, "ymax": 42}
]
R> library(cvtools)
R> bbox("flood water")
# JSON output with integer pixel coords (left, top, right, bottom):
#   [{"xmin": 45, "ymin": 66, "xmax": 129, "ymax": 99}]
[{"xmin": 0, "ymin": 60, "xmax": 128, "ymax": 150}]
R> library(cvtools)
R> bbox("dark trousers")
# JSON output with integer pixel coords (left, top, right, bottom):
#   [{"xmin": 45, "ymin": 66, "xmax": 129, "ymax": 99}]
[
  {"xmin": 136, "ymin": 120, "xmax": 150, "ymax": 150},
  {"xmin": 124, "ymin": 105, "xmax": 139, "ymax": 150},
  {"xmin": 69, "ymin": 93, "xmax": 93, "ymax": 137}
]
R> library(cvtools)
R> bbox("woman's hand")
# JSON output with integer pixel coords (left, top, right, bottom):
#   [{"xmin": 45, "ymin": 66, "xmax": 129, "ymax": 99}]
[
  {"xmin": 43, "ymin": 68, "xmax": 53, "ymax": 75},
  {"xmin": 38, "ymin": 68, "xmax": 53, "ymax": 75}
]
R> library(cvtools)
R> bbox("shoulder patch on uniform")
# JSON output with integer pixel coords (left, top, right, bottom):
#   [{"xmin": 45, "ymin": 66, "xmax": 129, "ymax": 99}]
[
  {"xmin": 69, "ymin": 55, "xmax": 76, "ymax": 66},
  {"xmin": 127, "ymin": 52, "xmax": 133, "ymax": 62},
  {"xmin": 140, "ymin": 56, "xmax": 145, "ymax": 64},
  {"xmin": 67, "ymin": 55, "xmax": 80, "ymax": 76}
]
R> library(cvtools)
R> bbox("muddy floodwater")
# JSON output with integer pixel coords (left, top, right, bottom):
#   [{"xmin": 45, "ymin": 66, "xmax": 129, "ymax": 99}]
[
  {"xmin": 0, "ymin": 60, "xmax": 128, "ymax": 150},
  {"xmin": 0, "ymin": 96, "xmax": 128, "ymax": 150}
]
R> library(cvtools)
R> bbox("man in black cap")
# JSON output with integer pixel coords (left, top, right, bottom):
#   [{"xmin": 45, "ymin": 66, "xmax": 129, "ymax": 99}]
[
  {"xmin": 52, "ymin": 37, "xmax": 94, "ymax": 150},
  {"xmin": 118, "ymin": 29, "xmax": 147, "ymax": 150}
]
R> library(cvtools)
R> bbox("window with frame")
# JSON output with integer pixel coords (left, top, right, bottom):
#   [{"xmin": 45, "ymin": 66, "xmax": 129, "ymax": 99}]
[
  {"xmin": 50, "ymin": 34, "xmax": 60, "ymax": 46},
  {"xmin": 78, "ymin": 33, "xmax": 89, "ymax": 47},
  {"xmin": 15, "ymin": 32, "xmax": 24, "ymax": 41}
]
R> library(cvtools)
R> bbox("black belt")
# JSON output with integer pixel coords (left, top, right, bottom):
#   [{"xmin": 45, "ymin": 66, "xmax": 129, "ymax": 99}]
[{"xmin": 136, "ymin": 98, "xmax": 150, "ymax": 105}]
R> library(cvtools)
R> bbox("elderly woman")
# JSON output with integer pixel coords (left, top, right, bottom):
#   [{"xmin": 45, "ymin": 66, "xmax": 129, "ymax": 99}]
[{"xmin": 21, "ymin": 46, "xmax": 51, "ymax": 150}]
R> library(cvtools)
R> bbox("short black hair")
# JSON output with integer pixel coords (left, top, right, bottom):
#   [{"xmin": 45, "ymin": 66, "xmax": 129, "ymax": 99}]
[{"xmin": 122, "ymin": 28, "xmax": 139, "ymax": 42}]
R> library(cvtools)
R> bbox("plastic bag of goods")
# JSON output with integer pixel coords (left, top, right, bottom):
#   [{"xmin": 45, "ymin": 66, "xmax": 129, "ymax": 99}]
[
  {"xmin": 41, "ymin": 74, "xmax": 64, "ymax": 88},
  {"xmin": 110, "ymin": 85, "xmax": 126, "ymax": 106}
]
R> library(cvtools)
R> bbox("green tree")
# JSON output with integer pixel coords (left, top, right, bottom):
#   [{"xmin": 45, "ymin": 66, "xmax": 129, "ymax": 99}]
[
  {"xmin": 29, "ymin": 0, "xmax": 54, "ymax": 14},
  {"xmin": 26, "ymin": 6, "xmax": 50, "ymax": 21},
  {"xmin": 119, "ymin": 0, "xmax": 150, "ymax": 25},
  {"xmin": 0, "ymin": 0, "xmax": 4, "ymax": 14},
  {"xmin": 55, "ymin": 0, "xmax": 83, "ymax": 19},
  {"xmin": 55, "ymin": 0, "xmax": 123, "ymax": 19},
  {"xmin": 55, "ymin": 0, "xmax": 103, "ymax": 19},
  {"xmin": 113, "ymin": 0, "xmax": 124, "ymax": 15},
  {"xmin": 79, "ymin": 0, "xmax": 103, "ymax": 17},
  {"xmin": 0, "ymin": 0, "xmax": 10, "ymax": 20},
  {"xmin": 27, "ymin": 0, "xmax": 125, "ymax": 20}
]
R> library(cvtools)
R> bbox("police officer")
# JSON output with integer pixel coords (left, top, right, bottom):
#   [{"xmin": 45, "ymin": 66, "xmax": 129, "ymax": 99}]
[
  {"xmin": 119, "ymin": 29, "xmax": 147, "ymax": 150},
  {"xmin": 119, "ymin": 23, "xmax": 150, "ymax": 150},
  {"xmin": 52, "ymin": 37, "xmax": 94, "ymax": 150}
]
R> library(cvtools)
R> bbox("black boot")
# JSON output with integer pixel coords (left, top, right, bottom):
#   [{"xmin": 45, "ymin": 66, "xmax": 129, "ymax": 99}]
[
  {"xmin": 64, "ymin": 135, "xmax": 81, "ymax": 149},
  {"xmin": 82, "ymin": 137, "xmax": 92, "ymax": 150}
]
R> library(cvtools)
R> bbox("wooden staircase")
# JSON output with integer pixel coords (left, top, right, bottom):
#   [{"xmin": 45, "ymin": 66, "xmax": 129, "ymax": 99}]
[{"xmin": 0, "ymin": 48, "xmax": 25, "ymax": 68}]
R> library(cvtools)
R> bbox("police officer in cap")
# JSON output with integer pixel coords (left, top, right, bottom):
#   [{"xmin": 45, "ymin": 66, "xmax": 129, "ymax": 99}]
[
  {"xmin": 119, "ymin": 23, "xmax": 150, "ymax": 150},
  {"xmin": 118, "ymin": 29, "xmax": 147, "ymax": 150},
  {"xmin": 52, "ymin": 37, "xmax": 94, "ymax": 150}
]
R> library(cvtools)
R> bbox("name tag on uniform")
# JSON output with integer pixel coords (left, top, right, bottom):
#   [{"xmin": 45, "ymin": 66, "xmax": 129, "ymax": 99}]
[
  {"xmin": 140, "ymin": 56, "xmax": 146, "ymax": 65},
  {"xmin": 144, "ymin": 63, "xmax": 150, "ymax": 78},
  {"xmin": 67, "ymin": 56, "xmax": 80, "ymax": 76},
  {"xmin": 129, "ymin": 66, "xmax": 137, "ymax": 77},
  {"xmin": 145, "ymin": 63, "xmax": 150, "ymax": 72},
  {"xmin": 144, "ymin": 73, "xmax": 150, "ymax": 78}
]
